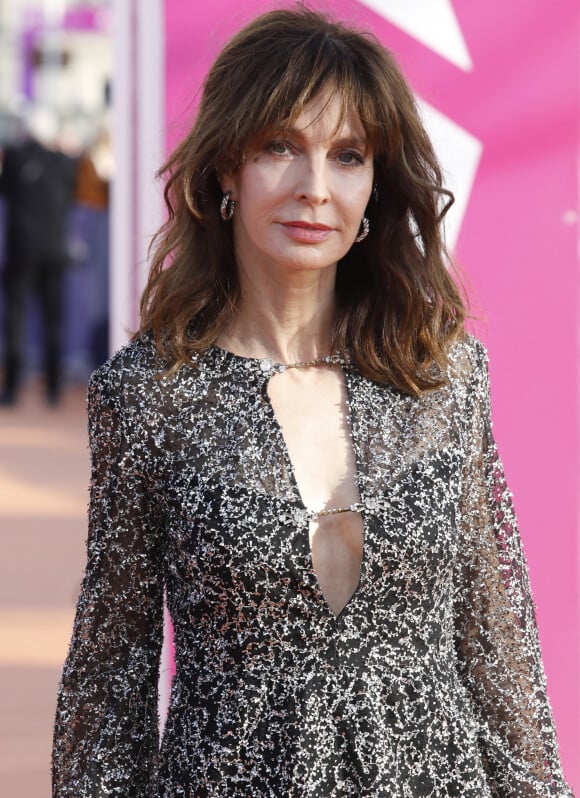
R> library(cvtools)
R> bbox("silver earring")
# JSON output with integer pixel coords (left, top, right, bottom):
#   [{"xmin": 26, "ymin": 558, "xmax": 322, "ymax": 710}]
[
  {"xmin": 220, "ymin": 192, "xmax": 235, "ymax": 221},
  {"xmin": 355, "ymin": 216, "xmax": 369, "ymax": 243}
]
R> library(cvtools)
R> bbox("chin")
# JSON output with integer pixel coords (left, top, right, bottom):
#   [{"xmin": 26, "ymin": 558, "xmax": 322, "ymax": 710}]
[
  {"xmin": 278, "ymin": 248, "xmax": 344, "ymax": 272},
  {"xmin": 282, "ymin": 259, "xmax": 338, "ymax": 275}
]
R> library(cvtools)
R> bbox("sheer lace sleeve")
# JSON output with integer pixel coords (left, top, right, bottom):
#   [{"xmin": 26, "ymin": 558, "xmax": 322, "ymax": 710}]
[
  {"xmin": 52, "ymin": 362, "xmax": 165, "ymax": 797},
  {"xmin": 453, "ymin": 340, "xmax": 573, "ymax": 797}
]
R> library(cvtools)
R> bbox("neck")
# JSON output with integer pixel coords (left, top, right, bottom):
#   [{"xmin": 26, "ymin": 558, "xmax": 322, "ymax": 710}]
[{"xmin": 218, "ymin": 263, "xmax": 337, "ymax": 364}]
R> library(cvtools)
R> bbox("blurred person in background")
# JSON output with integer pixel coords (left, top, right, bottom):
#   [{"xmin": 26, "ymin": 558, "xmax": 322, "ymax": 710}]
[
  {"xmin": 74, "ymin": 115, "xmax": 113, "ymax": 369},
  {"xmin": 0, "ymin": 105, "xmax": 77, "ymax": 405}
]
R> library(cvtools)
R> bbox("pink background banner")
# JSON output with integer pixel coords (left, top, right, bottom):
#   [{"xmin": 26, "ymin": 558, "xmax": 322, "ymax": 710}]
[{"xmin": 163, "ymin": 0, "xmax": 579, "ymax": 787}]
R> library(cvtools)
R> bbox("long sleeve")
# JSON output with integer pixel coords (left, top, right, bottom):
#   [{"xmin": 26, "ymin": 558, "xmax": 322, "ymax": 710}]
[
  {"xmin": 453, "ymin": 341, "xmax": 573, "ymax": 798},
  {"xmin": 52, "ymin": 364, "xmax": 165, "ymax": 796}
]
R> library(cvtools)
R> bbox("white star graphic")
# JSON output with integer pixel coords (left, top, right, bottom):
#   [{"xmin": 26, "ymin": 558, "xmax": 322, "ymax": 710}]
[
  {"xmin": 357, "ymin": 0, "xmax": 473, "ymax": 71},
  {"xmin": 418, "ymin": 100, "xmax": 482, "ymax": 250}
]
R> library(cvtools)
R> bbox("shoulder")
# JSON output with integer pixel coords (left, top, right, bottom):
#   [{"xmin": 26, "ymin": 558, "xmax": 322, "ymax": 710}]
[
  {"xmin": 88, "ymin": 333, "xmax": 210, "ymax": 421},
  {"xmin": 88, "ymin": 334, "xmax": 165, "ymax": 412},
  {"xmin": 444, "ymin": 333, "xmax": 491, "ymax": 421},
  {"xmin": 447, "ymin": 332, "xmax": 489, "ymax": 384}
]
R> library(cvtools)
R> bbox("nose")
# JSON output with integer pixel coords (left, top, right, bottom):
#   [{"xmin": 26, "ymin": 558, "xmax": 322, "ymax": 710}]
[{"xmin": 293, "ymin": 157, "xmax": 330, "ymax": 205}]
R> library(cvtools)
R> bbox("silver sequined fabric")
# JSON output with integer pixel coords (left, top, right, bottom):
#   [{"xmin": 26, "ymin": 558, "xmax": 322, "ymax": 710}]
[{"xmin": 52, "ymin": 333, "xmax": 573, "ymax": 797}]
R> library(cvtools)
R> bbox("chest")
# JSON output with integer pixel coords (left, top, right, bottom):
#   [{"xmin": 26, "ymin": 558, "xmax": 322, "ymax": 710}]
[
  {"xmin": 157, "ymin": 365, "xmax": 463, "ymax": 502},
  {"xmin": 265, "ymin": 365, "xmax": 359, "ymax": 511},
  {"xmin": 155, "ymin": 368, "xmax": 465, "ymax": 608}
]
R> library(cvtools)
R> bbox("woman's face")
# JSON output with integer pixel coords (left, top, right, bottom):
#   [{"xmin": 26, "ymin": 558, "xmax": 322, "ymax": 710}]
[{"xmin": 224, "ymin": 88, "xmax": 374, "ymax": 281}]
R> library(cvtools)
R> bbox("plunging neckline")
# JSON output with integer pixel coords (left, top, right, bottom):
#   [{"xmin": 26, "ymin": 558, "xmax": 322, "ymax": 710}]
[
  {"xmin": 207, "ymin": 344, "xmax": 368, "ymax": 617},
  {"xmin": 259, "ymin": 360, "xmax": 367, "ymax": 618}
]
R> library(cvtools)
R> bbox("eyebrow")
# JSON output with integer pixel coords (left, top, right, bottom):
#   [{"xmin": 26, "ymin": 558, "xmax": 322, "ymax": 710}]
[
  {"xmin": 332, "ymin": 135, "xmax": 368, "ymax": 150},
  {"xmin": 277, "ymin": 126, "xmax": 369, "ymax": 151}
]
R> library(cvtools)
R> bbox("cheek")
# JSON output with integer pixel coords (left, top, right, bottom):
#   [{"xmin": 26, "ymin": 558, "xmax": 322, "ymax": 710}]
[
  {"xmin": 236, "ymin": 162, "xmax": 289, "ymax": 201},
  {"xmin": 235, "ymin": 199, "xmax": 275, "ymax": 247},
  {"xmin": 337, "ymin": 172, "xmax": 374, "ymax": 216},
  {"xmin": 347, "ymin": 187, "xmax": 373, "ymax": 223}
]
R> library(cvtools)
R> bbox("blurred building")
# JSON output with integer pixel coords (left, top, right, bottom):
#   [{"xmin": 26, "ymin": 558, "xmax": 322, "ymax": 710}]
[{"xmin": 0, "ymin": 0, "xmax": 112, "ymax": 150}]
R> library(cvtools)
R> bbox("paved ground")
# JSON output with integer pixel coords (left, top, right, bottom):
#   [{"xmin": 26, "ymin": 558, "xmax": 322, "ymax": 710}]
[{"xmin": 0, "ymin": 380, "xmax": 89, "ymax": 796}]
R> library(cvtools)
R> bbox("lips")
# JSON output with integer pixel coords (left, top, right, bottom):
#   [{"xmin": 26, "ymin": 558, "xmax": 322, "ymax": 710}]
[
  {"xmin": 282, "ymin": 221, "xmax": 332, "ymax": 231},
  {"xmin": 280, "ymin": 220, "xmax": 333, "ymax": 243}
]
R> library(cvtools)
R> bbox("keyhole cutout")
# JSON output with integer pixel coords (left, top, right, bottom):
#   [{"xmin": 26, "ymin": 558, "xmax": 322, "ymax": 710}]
[{"xmin": 266, "ymin": 365, "xmax": 364, "ymax": 615}]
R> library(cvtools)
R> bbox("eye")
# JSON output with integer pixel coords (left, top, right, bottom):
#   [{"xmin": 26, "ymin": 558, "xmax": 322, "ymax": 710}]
[
  {"xmin": 265, "ymin": 140, "xmax": 294, "ymax": 156},
  {"xmin": 336, "ymin": 149, "xmax": 365, "ymax": 166}
]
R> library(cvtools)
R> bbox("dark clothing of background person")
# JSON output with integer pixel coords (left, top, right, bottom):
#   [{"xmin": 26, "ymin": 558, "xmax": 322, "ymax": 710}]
[
  {"xmin": 74, "ymin": 149, "xmax": 111, "ymax": 370},
  {"xmin": 0, "ymin": 138, "xmax": 76, "ymax": 403}
]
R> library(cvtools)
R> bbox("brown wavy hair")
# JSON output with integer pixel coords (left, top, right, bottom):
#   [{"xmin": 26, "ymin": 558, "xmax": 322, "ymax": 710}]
[{"xmin": 138, "ymin": 5, "xmax": 468, "ymax": 395}]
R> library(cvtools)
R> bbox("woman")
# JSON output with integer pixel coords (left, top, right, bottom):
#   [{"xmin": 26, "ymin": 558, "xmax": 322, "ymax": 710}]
[{"xmin": 52, "ymin": 8, "xmax": 573, "ymax": 797}]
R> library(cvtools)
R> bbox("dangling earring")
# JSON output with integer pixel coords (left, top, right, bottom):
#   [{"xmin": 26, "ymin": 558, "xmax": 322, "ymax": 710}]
[
  {"xmin": 355, "ymin": 216, "xmax": 369, "ymax": 243},
  {"xmin": 220, "ymin": 192, "xmax": 236, "ymax": 221}
]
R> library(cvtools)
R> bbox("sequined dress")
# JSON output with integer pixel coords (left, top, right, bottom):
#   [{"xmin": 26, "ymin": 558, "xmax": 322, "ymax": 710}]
[{"xmin": 52, "ymin": 333, "xmax": 573, "ymax": 797}]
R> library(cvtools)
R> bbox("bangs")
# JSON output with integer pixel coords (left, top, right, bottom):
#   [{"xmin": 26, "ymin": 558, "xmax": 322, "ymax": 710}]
[{"xmin": 227, "ymin": 30, "xmax": 401, "ymax": 165}]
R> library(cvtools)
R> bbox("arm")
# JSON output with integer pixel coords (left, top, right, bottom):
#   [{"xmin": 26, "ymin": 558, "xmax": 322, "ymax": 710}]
[
  {"xmin": 454, "ymin": 341, "xmax": 573, "ymax": 798},
  {"xmin": 52, "ymin": 364, "xmax": 164, "ymax": 797}
]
